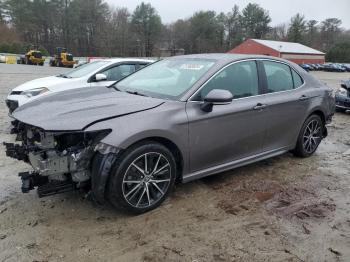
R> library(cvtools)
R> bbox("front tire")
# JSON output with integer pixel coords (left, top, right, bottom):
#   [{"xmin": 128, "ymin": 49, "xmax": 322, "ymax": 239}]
[
  {"xmin": 293, "ymin": 114, "xmax": 324, "ymax": 158},
  {"xmin": 107, "ymin": 142, "xmax": 176, "ymax": 214}
]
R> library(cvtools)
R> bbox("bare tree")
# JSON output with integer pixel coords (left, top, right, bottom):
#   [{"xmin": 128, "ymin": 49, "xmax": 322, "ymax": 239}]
[
  {"xmin": 225, "ymin": 5, "xmax": 243, "ymax": 49},
  {"xmin": 269, "ymin": 23, "xmax": 288, "ymax": 40},
  {"xmin": 131, "ymin": 2, "xmax": 162, "ymax": 57},
  {"xmin": 110, "ymin": 7, "xmax": 132, "ymax": 56}
]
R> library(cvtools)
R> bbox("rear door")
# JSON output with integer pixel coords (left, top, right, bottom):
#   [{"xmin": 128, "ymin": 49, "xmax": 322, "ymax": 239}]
[{"xmin": 259, "ymin": 60, "xmax": 310, "ymax": 152}]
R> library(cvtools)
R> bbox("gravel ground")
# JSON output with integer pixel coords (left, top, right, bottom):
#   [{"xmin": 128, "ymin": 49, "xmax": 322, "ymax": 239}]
[{"xmin": 0, "ymin": 64, "xmax": 349, "ymax": 262}]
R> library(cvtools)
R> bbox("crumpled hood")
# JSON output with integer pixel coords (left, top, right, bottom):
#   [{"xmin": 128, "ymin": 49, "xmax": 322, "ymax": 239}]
[
  {"xmin": 12, "ymin": 76, "xmax": 72, "ymax": 92},
  {"xmin": 13, "ymin": 87, "xmax": 164, "ymax": 131}
]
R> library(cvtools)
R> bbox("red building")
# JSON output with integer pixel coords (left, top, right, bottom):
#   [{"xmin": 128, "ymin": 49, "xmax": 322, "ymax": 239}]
[{"xmin": 228, "ymin": 39, "xmax": 325, "ymax": 64}]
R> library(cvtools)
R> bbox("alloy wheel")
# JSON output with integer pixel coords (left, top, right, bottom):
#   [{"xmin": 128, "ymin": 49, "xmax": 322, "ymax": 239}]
[
  {"xmin": 122, "ymin": 152, "xmax": 171, "ymax": 208},
  {"xmin": 302, "ymin": 119, "xmax": 322, "ymax": 154}
]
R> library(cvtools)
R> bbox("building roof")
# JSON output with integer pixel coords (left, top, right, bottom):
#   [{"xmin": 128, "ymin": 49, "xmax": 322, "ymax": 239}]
[{"xmin": 252, "ymin": 39, "xmax": 325, "ymax": 55}]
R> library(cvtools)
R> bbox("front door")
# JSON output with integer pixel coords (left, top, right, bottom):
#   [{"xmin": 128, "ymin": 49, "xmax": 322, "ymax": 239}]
[{"xmin": 186, "ymin": 60, "xmax": 269, "ymax": 173}]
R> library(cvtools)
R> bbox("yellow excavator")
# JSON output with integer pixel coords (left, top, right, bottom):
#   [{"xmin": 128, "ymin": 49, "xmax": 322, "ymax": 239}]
[
  {"xmin": 49, "ymin": 47, "xmax": 76, "ymax": 68},
  {"xmin": 17, "ymin": 46, "xmax": 45, "ymax": 66}
]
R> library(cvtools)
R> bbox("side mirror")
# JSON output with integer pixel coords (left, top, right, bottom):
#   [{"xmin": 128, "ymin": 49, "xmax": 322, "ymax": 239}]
[
  {"xmin": 95, "ymin": 73, "xmax": 107, "ymax": 82},
  {"xmin": 200, "ymin": 89, "xmax": 233, "ymax": 112}
]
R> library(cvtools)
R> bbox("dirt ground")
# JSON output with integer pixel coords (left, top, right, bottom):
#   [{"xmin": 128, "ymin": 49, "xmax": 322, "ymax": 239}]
[{"xmin": 0, "ymin": 64, "xmax": 349, "ymax": 262}]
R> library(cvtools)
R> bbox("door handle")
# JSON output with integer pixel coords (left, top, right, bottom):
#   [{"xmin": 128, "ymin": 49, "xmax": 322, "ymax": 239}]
[
  {"xmin": 299, "ymin": 95, "xmax": 309, "ymax": 101},
  {"xmin": 253, "ymin": 103, "xmax": 267, "ymax": 110}
]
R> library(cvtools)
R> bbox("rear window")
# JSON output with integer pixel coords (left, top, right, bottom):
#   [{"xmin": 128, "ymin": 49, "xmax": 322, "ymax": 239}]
[
  {"xmin": 263, "ymin": 61, "xmax": 294, "ymax": 93},
  {"xmin": 102, "ymin": 64, "xmax": 136, "ymax": 81},
  {"xmin": 292, "ymin": 69, "xmax": 304, "ymax": 88}
]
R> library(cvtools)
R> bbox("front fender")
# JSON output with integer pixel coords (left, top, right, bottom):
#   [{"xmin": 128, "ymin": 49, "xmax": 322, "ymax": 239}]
[
  {"xmin": 85, "ymin": 102, "xmax": 190, "ymax": 175},
  {"xmin": 102, "ymin": 128, "xmax": 185, "ymax": 150},
  {"xmin": 85, "ymin": 102, "xmax": 188, "ymax": 151},
  {"xmin": 90, "ymin": 152, "xmax": 117, "ymax": 204}
]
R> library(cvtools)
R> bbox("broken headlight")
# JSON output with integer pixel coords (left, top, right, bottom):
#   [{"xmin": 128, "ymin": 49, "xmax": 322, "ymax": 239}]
[{"xmin": 53, "ymin": 129, "xmax": 111, "ymax": 150}]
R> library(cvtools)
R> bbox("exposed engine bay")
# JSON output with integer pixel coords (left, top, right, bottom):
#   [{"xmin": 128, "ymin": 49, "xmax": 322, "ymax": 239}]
[{"xmin": 4, "ymin": 122, "xmax": 115, "ymax": 198}]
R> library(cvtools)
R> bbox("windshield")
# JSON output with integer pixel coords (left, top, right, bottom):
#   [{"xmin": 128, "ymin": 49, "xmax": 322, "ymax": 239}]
[
  {"xmin": 58, "ymin": 61, "xmax": 109, "ymax": 78},
  {"xmin": 116, "ymin": 58, "xmax": 216, "ymax": 100}
]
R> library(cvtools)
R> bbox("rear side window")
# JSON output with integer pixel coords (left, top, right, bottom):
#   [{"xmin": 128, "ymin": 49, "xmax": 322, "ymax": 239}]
[
  {"xmin": 263, "ymin": 61, "xmax": 294, "ymax": 93},
  {"xmin": 198, "ymin": 61, "xmax": 259, "ymax": 100},
  {"xmin": 138, "ymin": 63, "xmax": 148, "ymax": 70},
  {"xmin": 102, "ymin": 64, "xmax": 136, "ymax": 81},
  {"xmin": 292, "ymin": 69, "xmax": 304, "ymax": 88},
  {"xmin": 119, "ymin": 64, "xmax": 136, "ymax": 77}
]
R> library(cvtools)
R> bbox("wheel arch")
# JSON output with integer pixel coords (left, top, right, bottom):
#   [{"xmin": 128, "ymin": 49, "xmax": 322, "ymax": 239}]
[
  {"xmin": 124, "ymin": 136, "xmax": 184, "ymax": 182},
  {"xmin": 306, "ymin": 109, "xmax": 328, "ymax": 138},
  {"xmin": 90, "ymin": 136, "xmax": 185, "ymax": 204},
  {"xmin": 309, "ymin": 109, "xmax": 326, "ymax": 125}
]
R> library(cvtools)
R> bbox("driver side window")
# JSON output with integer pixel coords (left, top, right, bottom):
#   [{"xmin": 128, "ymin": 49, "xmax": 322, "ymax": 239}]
[
  {"xmin": 102, "ymin": 64, "xmax": 136, "ymax": 81},
  {"xmin": 196, "ymin": 61, "xmax": 259, "ymax": 100}
]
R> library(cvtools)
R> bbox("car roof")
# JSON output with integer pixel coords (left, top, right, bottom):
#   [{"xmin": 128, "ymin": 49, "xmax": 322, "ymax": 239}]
[
  {"xmin": 167, "ymin": 53, "xmax": 291, "ymax": 65},
  {"xmin": 92, "ymin": 58, "xmax": 155, "ymax": 63},
  {"xmin": 168, "ymin": 53, "xmax": 308, "ymax": 101}
]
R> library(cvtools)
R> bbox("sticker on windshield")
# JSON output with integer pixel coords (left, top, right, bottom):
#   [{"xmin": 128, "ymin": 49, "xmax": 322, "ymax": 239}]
[{"xmin": 180, "ymin": 64, "xmax": 204, "ymax": 70}]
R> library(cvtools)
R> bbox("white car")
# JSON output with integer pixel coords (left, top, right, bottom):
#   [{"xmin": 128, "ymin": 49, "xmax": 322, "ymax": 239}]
[{"xmin": 6, "ymin": 58, "xmax": 154, "ymax": 114}]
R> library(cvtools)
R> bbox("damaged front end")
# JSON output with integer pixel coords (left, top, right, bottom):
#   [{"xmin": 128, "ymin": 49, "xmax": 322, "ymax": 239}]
[{"xmin": 4, "ymin": 123, "xmax": 115, "ymax": 198}]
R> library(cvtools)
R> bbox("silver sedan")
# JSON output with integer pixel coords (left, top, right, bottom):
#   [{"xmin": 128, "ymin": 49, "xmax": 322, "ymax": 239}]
[{"xmin": 5, "ymin": 54, "xmax": 335, "ymax": 214}]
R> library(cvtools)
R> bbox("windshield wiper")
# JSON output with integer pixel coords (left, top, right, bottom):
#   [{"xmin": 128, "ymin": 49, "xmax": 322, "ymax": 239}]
[
  {"xmin": 109, "ymin": 85, "xmax": 121, "ymax": 91},
  {"xmin": 125, "ymin": 90, "xmax": 148, "ymax": 97}
]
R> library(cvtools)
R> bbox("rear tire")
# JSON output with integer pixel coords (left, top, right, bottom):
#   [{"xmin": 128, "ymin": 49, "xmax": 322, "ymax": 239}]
[
  {"xmin": 293, "ymin": 115, "xmax": 324, "ymax": 158},
  {"xmin": 107, "ymin": 141, "xmax": 176, "ymax": 214}
]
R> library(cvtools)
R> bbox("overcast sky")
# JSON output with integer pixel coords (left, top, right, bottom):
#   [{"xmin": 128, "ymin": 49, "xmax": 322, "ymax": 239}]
[{"xmin": 105, "ymin": 0, "xmax": 350, "ymax": 29}]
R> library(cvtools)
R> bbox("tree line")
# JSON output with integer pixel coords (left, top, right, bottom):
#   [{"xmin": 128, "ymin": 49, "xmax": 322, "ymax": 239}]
[{"xmin": 0, "ymin": 0, "xmax": 349, "ymax": 61}]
